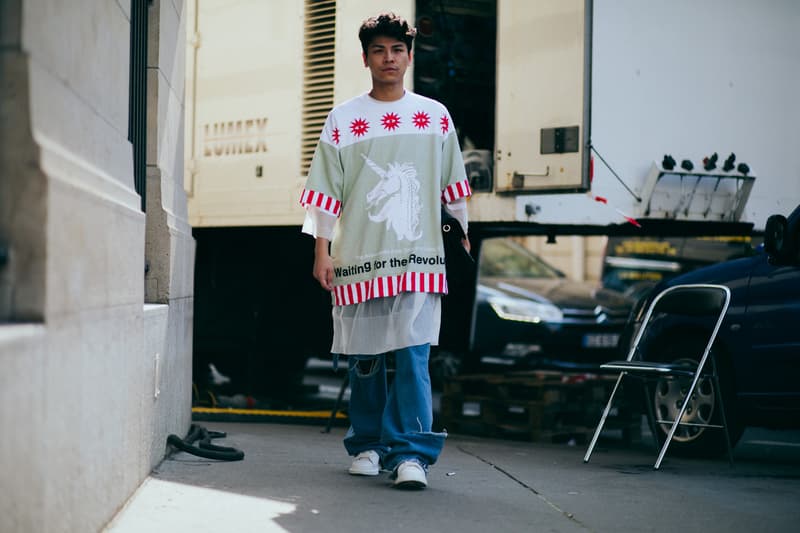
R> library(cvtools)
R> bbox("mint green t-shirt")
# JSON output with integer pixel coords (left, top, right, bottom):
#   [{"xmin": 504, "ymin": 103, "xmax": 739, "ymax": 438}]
[{"xmin": 301, "ymin": 91, "xmax": 471, "ymax": 306}]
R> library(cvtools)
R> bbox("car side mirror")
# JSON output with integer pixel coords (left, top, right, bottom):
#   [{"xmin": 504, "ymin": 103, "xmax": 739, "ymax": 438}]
[{"xmin": 763, "ymin": 214, "xmax": 788, "ymax": 261}]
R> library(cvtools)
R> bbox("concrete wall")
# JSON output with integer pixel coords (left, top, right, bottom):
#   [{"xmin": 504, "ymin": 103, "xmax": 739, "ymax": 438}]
[
  {"xmin": 0, "ymin": 1, "xmax": 194, "ymax": 532},
  {"xmin": 516, "ymin": 235, "xmax": 606, "ymax": 283}
]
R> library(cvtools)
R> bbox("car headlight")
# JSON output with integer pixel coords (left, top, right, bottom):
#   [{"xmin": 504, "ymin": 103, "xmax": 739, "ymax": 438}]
[{"xmin": 488, "ymin": 295, "xmax": 563, "ymax": 323}]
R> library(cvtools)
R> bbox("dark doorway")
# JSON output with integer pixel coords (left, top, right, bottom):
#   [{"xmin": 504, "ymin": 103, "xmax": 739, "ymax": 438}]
[{"xmin": 413, "ymin": 1, "xmax": 497, "ymax": 153}]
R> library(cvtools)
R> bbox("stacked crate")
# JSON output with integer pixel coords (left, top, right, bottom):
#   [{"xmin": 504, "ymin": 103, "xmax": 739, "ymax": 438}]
[{"xmin": 439, "ymin": 371, "xmax": 639, "ymax": 443}]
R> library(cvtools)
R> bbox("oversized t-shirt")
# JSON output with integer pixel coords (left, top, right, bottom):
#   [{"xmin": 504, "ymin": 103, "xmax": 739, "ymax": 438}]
[{"xmin": 300, "ymin": 91, "xmax": 471, "ymax": 307}]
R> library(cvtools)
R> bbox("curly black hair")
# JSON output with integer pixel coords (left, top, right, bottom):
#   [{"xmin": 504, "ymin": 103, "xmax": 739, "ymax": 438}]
[{"xmin": 358, "ymin": 12, "xmax": 417, "ymax": 55}]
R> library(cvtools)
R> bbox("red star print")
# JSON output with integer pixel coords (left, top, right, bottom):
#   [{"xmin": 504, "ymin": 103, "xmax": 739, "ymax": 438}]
[
  {"xmin": 349, "ymin": 118, "xmax": 369, "ymax": 137},
  {"xmin": 440, "ymin": 115, "xmax": 450, "ymax": 134},
  {"xmin": 412, "ymin": 111, "xmax": 430, "ymax": 130},
  {"xmin": 381, "ymin": 112, "xmax": 401, "ymax": 131},
  {"xmin": 331, "ymin": 127, "xmax": 340, "ymax": 144}
]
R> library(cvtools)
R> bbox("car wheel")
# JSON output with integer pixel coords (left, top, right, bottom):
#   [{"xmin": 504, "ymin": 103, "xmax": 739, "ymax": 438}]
[{"xmin": 644, "ymin": 333, "xmax": 743, "ymax": 458}]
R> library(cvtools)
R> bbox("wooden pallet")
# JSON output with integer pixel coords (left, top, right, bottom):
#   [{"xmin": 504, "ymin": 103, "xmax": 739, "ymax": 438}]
[
  {"xmin": 444, "ymin": 371, "xmax": 614, "ymax": 401},
  {"xmin": 440, "ymin": 371, "xmax": 639, "ymax": 442}
]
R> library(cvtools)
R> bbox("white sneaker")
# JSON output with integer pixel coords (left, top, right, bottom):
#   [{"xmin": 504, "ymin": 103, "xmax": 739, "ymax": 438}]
[
  {"xmin": 393, "ymin": 460, "xmax": 427, "ymax": 490},
  {"xmin": 348, "ymin": 450, "xmax": 380, "ymax": 476}
]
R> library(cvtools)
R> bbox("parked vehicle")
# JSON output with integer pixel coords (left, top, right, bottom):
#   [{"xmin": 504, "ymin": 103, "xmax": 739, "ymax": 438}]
[
  {"xmin": 602, "ymin": 235, "xmax": 757, "ymax": 301},
  {"xmin": 434, "ymin": 237, "xmax": 633, "ymax": 381},
  {"xmin": 621, "ymin": 204, "xmax": 800, "ymax": 457}
]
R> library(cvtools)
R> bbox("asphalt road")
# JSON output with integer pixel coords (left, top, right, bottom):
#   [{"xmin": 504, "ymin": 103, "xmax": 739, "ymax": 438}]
[
  {"xmin": 108, "ymin": 419, "xmax": 800, "ymax": 533},
  {"xmin": 111, "ymin": 359, "xmax": 800, "ymax": 532}
]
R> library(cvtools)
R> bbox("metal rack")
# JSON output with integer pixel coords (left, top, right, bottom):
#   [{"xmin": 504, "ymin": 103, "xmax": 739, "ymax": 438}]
[{"xmin": 639, "ymin": 162, "xmax": 756, "ymax": 221}]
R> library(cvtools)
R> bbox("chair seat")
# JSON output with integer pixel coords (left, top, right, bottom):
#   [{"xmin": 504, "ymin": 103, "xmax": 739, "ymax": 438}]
[{"xmin": 600, "ymin": 360, "xmax": 697, "ymax": 377}]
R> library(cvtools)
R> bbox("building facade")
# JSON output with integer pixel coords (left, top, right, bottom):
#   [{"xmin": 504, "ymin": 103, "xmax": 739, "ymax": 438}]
[{"xmin": 0, "ymin": 1, "xmax": 194, "ymax": 531}]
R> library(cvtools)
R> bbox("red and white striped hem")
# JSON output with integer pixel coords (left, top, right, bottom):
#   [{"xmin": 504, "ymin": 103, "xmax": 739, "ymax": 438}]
[
  {"xmin": 333, "ymin": 272, "xmax": 448, "ymax": 306},
  {"xmin": 299, "ymin": 188, "xmax": 342, "ymax": 217},
  {"xmin": 441, "ymin": 179, "xmax": 472, "ymax": 203}
]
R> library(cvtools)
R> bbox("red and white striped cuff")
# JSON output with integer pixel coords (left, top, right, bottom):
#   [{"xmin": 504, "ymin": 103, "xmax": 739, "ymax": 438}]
[
  {"xmin": 441, "ymin": 179, "xmax": 472, "ymax": 203},
  {"xmin": 333, "ymin": 272, "xmax": 448, "ymax": 306},
  {"xmin": 299, "ymin": 188, "xmax": 342, "ymax": 217}
]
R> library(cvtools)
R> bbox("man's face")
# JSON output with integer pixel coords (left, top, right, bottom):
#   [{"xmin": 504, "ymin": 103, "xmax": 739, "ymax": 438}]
[{"xmin": 363, "ymin": 35, "xmax": 411, "ymax": 85}]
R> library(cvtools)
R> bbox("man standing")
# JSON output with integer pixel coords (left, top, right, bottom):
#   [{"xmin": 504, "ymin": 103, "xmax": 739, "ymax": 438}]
[{"xmin": 300, "ymin": 12, "xmax": 471, "ymax": 490}]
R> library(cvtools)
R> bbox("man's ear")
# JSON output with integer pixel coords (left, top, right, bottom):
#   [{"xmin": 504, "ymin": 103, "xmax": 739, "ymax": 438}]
[
  {"xmin": 408, "ymin": 50, "xmax": 413, "ymax": 64},
  {"xmin": 362, "ymin": 52, "xmax": 367, "ymax": 67}
]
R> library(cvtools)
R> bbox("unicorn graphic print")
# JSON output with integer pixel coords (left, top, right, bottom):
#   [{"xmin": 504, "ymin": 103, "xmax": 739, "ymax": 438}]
[{"xmin": 362, "ymin": 154, "xmax": 422, "ymax": 241}]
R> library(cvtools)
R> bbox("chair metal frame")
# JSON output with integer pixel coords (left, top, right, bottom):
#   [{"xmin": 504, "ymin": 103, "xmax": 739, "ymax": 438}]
[{"xmin": 583, "ymin": 283, "xmax": 734, "ymax": 469}]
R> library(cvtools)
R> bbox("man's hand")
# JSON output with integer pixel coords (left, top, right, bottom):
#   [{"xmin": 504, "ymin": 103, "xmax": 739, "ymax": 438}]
[{"xmin": 313, "ymin": 238, "xmax": 334, "ymax": 291}]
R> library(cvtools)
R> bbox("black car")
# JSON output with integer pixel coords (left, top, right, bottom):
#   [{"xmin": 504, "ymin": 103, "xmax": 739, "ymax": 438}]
[
  {"xmin": 621, "ymin": 203, "xmax": 800, "ymax": 457},
  {"xmin": 452, "ymin": 237, "xmax": 633, "ymax": 374}
]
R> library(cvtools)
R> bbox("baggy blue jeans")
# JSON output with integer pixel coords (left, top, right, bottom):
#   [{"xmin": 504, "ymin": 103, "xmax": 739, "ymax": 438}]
[{"xmin": 342, "ymin": 343, "xmax": 447, "ymax": 472}]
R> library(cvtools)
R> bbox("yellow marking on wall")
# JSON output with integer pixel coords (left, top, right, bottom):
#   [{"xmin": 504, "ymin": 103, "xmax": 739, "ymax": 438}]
[{"xmin": 192, "ymin": 407, "xmax": 347, "ymax": 418}]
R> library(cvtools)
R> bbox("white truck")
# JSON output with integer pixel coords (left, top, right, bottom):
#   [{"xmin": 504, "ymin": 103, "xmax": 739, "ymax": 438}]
[{"xmin": 184, "ymin": 0, "xmax": 800, "ymax": 397}]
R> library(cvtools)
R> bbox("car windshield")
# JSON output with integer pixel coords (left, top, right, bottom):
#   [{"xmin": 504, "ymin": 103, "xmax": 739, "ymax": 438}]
[{"xmin": 479, "ymin": 238, "xmax": 564, "ymax": 279}]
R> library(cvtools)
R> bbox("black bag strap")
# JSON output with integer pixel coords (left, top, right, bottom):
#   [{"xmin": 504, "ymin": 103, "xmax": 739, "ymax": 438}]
[{"xmin": 441, "ymin": 206, "xmax": 466, "ymax": 239}]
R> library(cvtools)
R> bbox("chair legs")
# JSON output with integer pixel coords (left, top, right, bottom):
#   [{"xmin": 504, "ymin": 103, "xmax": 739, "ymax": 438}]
[
  {"xmin": 713, "ymin": 375, "xmax": 735, "ymax": 466},
  {"xmin": 583, "ymin": 373, "xmax": 625, "ymax": 463},
  {"xmin": 585, "ymin": 366, "xmax": 732, "ymax": 470},
  {"xmin": 653, "ymin": 364, "xmax": 706, "ymax": 468},
  {"xmin": 654, "ymin": 361, "xmax": 731, "ymax": 469}
]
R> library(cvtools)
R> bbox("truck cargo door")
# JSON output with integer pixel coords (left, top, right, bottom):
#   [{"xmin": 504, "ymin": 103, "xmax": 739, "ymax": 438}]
[{"xmin": 494, "ymin": 0, "xmax": 591, "ymax": 193}]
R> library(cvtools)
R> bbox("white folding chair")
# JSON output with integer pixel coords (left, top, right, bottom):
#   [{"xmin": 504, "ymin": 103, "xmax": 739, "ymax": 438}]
[{"xmin": 583, "ymin": 284, "xmax": 734, "ymax": 469}]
